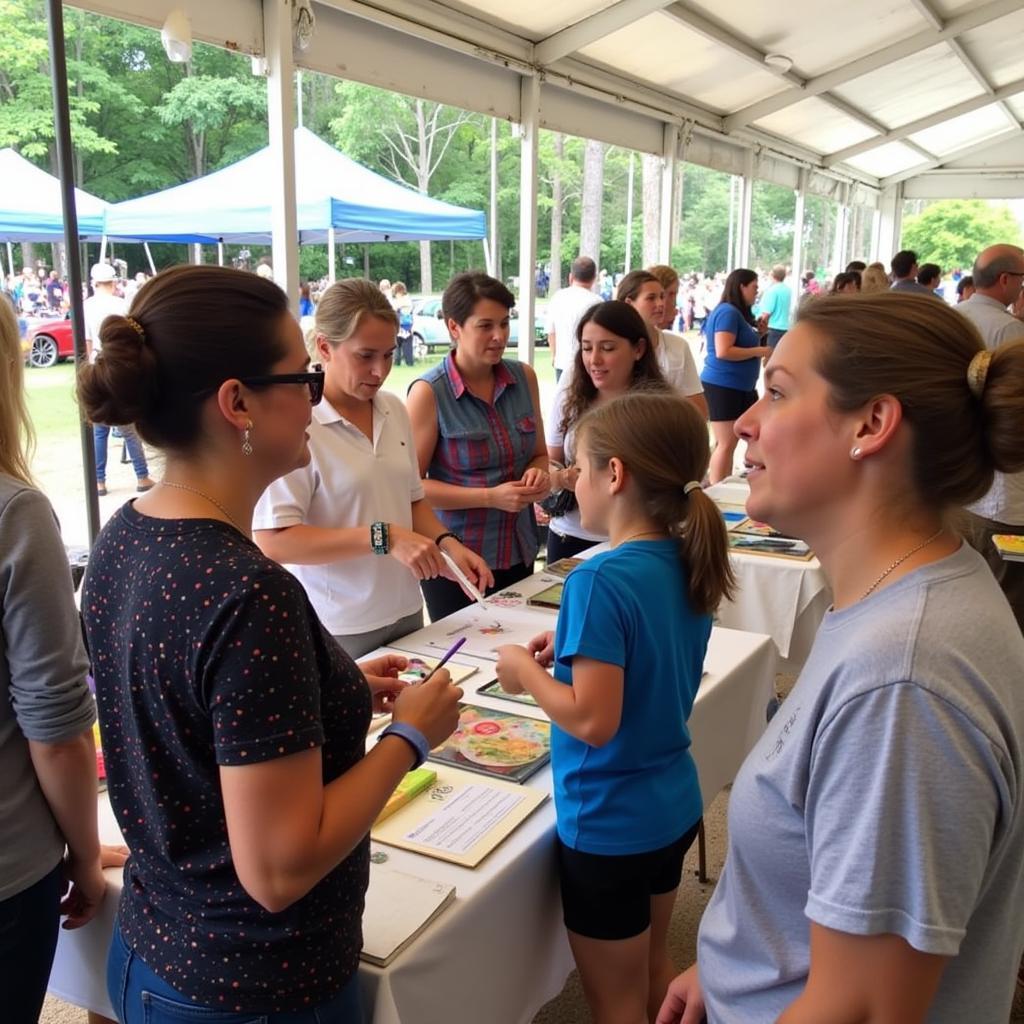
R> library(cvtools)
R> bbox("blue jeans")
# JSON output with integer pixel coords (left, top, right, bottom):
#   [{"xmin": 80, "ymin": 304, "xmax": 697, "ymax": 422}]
[
  {"xmin": 94, "ymin": 424, "xmax": 150, "ymax": 483},
  {"xmin": 0, "ymin": 861, "xmax": 62, "ymax": 1024},
  {"xmin": 107, "ymin": 927, "xmax": 363, "ymax": 1024}
]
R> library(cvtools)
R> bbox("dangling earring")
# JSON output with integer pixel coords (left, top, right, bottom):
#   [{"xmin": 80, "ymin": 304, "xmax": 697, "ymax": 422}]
[
  {"xmin": 850, "ymin": 446, "xmax": 862, "ymax": 460},
  {"xmin": 242, "ymin": 420, "xmax": 254, "ymax": 456}
]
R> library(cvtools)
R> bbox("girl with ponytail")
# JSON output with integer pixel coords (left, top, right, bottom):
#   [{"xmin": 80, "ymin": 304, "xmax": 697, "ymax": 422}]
[{"xmin": 495, "ymin": 391, "xmax": 733, "ymax": 1024}]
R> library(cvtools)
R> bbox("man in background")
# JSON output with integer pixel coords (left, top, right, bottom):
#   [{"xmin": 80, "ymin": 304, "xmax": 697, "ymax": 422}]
[
  {"xmin": 757, "ymin": 265, "xmax": 791, "ymax": 348},
  {"xmin": 545, "ymin": 256, "xmax": 601, "ymax": 383},
  {"xmin": 890, "ymin": 249, "xmax": 932, "ymax": 294}
]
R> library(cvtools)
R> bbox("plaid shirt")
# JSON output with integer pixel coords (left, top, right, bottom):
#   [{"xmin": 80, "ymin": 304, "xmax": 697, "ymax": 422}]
[{"xmin": 419, "ymin": 353, "xmax": 539, "ymax": 570}]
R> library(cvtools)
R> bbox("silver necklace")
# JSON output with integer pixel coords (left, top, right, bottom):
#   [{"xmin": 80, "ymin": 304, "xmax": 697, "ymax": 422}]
[
  {"xmin": 158, "ymin": 480, "xmax": 246, "ymax": 534},
  {"xmin": 861, "ymin": 528, "xmax": 944, "ymax": 600}
]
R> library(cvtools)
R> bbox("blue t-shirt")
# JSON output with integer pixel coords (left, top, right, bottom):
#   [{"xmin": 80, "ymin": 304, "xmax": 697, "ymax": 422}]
[
  {"xmin": 700, "ymin": 303, "xmax": 762, "ymax": 392},
  {"xmin": 755, "ymin": 282, "xmax": 791, "ymax": 331},
  {"xmin": 551, "ymin": 540, "xmax": 710, "ymax": 855}
]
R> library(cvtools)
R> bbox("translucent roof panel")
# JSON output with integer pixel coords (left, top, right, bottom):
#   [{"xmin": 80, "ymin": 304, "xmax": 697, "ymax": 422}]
[
  {"xmin": 753, "ymin": 96, "xmax": 879, "ymax": 154},
  {"xmin": 1009, "ymin": 96, "xmax": 1024, "ymax": 121},
  {"xmin": 833, "ymin": 43, "xmax": 984, "ymax": 130},
  {"xmin": 577, "ymin": 13, "xmax": 789, "ymax": 113},
  {"xmin": 909, "ymin": 103, "xmax": 1016, "ymax": 158},
  {"xmin": 844, "ymin": 141, "xmax": 929, "ymax": 178},
  {"xmin": 930, "ymin": 0, "xmax": 998, "ymax": 16},
  {"xmin": 442, "ymin": 0, "xmax": 602, "ymax": 40},
  {"xmin": 680, "ymin": 0, "xmax": 926, "ymax": 80},
  {"xmin": 956, "ymin": 11, "xmax": 1024, "ymax": 90}
]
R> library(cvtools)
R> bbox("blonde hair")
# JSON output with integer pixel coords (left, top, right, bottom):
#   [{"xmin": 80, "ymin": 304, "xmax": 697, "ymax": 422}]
[
  {"xmin": 798, "ymin": 292, "xmax": 1024, "ymax": 508},
  {"xmin": 577, "ymin": 392, "xmax": 735, "ymax": 615},
  {"xmin": 646, "ymin": 264, "xmax": 680, "ymax": 290},
  {"xmin": 0, "ymin": 298, "xmax": 35, "ymax": 485},
  {"xmin": 860, "ymin": 262, "xmax": 889, "ymax": 293},
  {"xmin": 315, "ymin": 278, "xmax": 398, "ymax": 346}
]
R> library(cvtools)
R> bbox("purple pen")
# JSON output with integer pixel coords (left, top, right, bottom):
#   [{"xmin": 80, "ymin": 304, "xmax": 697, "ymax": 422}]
[{"xmin": 419, "ymin": 636, "xmax": 467, "ymax": 684}]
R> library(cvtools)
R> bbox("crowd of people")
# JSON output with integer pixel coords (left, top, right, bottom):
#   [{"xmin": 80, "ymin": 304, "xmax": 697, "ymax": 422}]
[{"xmin": 1, "ymin": 234, "xmax": 1023, "ymax": 1024}]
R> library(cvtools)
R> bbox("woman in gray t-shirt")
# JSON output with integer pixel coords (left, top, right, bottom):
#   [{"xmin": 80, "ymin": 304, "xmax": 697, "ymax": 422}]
[{"xmin": 659, "ymin": 292, "xmax": 1024, "ymax": 1024}]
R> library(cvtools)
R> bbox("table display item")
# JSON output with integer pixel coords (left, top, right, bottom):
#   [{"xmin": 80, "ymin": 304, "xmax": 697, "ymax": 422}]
[
  {"xmin": 370, "ymin": 763, "xmax": 548, "ymax": 867},
  {"xmin": 727, "ymin": 517, "xmax": 813, "ymax": 560},
  {"xmin": 475, "ymin": 678, "xmax": 540, "ymax": 707},
  {"xmin": 545, "ymin": 556, "xmax": 585, "ymax": 578},
  {"xmin": 375, "ymin": 768, "xmax": 438, "ymax": 824},
  {"xmin": 428, "ymin": 704, "xmax": 551, "ymax": 783},
  {"xmin": 360, "ymin": 865, "xmax": 456, "ymax": 966},
  {"xmin": 526, "ymin": 581, "xmax": 564, "ymax": 610},
  {"xmin": 394, "ymin": 605, "xmax": 552, "ymax": 661},
  {"xmin": 993, "ymin": 534, "xmax": 1024, "ymax": 561}
]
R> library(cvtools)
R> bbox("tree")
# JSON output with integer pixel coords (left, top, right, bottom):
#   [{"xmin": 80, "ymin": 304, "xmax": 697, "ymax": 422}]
[
  {"xmin": 579, "ymin": 139, "xmax": 604, "ymax": 264},
  {"xmin": 902, "ymin": 199, "xmax": 1023, "ymax": 271},
  {"xmin": 641, "ymin": 153, "xmax": 660, "ymax": 267}
]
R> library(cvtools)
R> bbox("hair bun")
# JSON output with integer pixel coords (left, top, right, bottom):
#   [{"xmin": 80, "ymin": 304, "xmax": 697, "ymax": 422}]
[
  {"xmin": 980, "ymin": 339, "xmax": 1024, "ymax": 476},
  {"xmin": 77, "ymin": 314, "xmax": 160, "ymax": 427}
]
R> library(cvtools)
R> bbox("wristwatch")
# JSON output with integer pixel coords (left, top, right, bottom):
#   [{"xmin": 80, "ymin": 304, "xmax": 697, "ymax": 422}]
[
  {"xmin": 370, "ymin": 521, "xmax": 390, "ymax": 555},
  {"xmin": 379, "ymin": 722, "xmax": 431, "ymax": 769}
]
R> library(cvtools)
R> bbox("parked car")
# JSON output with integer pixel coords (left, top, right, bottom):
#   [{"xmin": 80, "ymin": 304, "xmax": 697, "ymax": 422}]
[
  {"xmin": 410, "ymin": 298, "xmax": 547, "ymax": 359},
  {"xmin": 25, "ymin": 316, "xmax": 74, "ymax": 368}
]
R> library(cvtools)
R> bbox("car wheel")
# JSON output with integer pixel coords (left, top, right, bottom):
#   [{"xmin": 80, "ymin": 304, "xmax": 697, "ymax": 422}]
[
  {"xmin": 413, "ymin": 334, "xmax": 428, "ymax": 361},
  {"xmin": 29, "ymin": 335, "xmax": 59, "ymax": 369}
]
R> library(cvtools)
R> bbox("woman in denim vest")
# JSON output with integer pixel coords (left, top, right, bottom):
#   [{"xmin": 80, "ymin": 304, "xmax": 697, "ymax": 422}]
[{"xmin": 408, "ymin": 272, "xmax": 550, "ymax": 620}]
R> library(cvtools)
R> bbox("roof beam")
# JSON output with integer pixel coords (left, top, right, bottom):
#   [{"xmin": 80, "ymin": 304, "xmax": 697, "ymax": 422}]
[
  {"xmin": 661, "ymin": 3, "xmax": 805, "ymax": 88},
  {"xmin": 825, "ymin": 73, "xmax": 1024, "ymax": 166},
  {"xmin": 880, "ymin": 126, "xmax": 1024, "ymax": 187},
  {"xmin": 909, "ymin": 0, "xmax": 944, "ymax": 31},
  {"xmin": 816, "ymin": 93, "xmax": 936, "ymax": 162},
  {"xmin": 534, "ymin": 0, "xmax": 676, "ymax": 65},
  {"xmin": 946, "ymin": 38, "xmax": 1023, "ymax": 129},
  {"xmin": 723, "ymin": 0, "xmax": 1023, "ymax": 131}
]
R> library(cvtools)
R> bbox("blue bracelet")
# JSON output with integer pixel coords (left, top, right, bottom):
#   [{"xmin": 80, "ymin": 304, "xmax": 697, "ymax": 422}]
[{"xmin": 379, "ymin": 722, "xmax": 431, "ymax": 769}]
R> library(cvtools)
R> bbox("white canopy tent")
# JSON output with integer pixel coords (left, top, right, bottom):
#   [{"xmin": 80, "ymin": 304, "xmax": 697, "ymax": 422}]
[{"xmin": 62, "ymin": 0, "xmax": 1024, "ymax": 360}]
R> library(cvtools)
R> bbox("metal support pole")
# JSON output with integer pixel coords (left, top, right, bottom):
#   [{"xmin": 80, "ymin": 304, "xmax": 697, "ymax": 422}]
[
  {"xmin": 489, "ymin": 117, "xmax": 499, "ymax": 278},
  {"xmin": 625, "ymin": 153, "xmax": 635, "ymax": 273},
  {"xmin": 328, "ymin": 227, "xmax": 336, "ymax": 283},
  {"xmin": 217, "ymin": 240, "xmax": 225, "ymax": 267},
  {"xmin": 264, "ymin": 0, "xmax": 299, "ymax": 313},
  {"xmin": 737, "ymin": 150, "xmax": 754, "ymax": 269},
  {"xmin": 46, "ymin": 0, "xmax": 99, "ymax": 545},
  {"xmin": 658, "ymin": 123, "xmax": 678, "ymax": 266},
  {"xmin": 790, "ymin": 169, "xmax": 807, "ymax": 320},
  {"xmin": 516, "ymin": 74, "xmax": 540, "ymax": 367},
  {"xmin": 143, "ymin": 243, "xmax": 156, "ymax": 274},
  {"xmin": 876, "ymin": 183, "xmax": 904, "ymax": 264}
]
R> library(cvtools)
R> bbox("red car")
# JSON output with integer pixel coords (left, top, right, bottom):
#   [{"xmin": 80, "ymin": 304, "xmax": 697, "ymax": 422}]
[{"xmin": 25, "ymin": 316, "xmax": 74, "ymax": 369}]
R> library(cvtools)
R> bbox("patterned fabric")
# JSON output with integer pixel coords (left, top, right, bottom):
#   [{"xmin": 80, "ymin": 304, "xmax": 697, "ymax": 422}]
[
  {"xmin": 81, "ymin": 502, "xmax": 371, "ymax": 1013},
  {"xmin": 418, "ymin": 353, "xmax": 539, "ymax": 570}
]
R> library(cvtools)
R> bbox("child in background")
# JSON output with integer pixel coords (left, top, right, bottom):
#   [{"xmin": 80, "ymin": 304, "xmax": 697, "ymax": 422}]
[{"xmin": 495, "ymin": 391, "xmax": 733, "ymax": 1024}]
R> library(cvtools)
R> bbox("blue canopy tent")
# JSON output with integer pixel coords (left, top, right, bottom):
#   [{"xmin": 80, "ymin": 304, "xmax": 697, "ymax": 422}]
[
  {"xmin": 0, "ymin": 148, "xmax": 107, "ymax": 241},
  {"xmin": 102, "ymin": 127, "xmax": 486, "ymax": 244}
]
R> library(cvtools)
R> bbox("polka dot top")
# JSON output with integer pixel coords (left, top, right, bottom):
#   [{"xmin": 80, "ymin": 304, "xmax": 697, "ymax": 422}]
[{"xmin": 82, "ymin": 502, "xmax": 372, "ymax": 1013}]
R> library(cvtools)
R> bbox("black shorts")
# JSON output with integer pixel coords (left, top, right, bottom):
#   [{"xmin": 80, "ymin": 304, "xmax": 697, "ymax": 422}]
[
  {"xmin": 703, "ymin": 381, "xmax": 759, "ymax": 422},
  {"xmin": 558, "ymin": 821, "xmax": 701, "ymax": 941}
]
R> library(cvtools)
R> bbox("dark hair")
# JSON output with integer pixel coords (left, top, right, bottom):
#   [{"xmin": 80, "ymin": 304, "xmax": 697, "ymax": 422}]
[
  {"xmin": 829, "ymin": 271, "xmax": 861, "ymax": 294},
  {"xmin": 77, "ymin": 265, "xmax": 290, "ymax": 452},
  {"xmin": 891, "ymin": 250, "xmax": 917, "ymax": 278},
  {"xmin": 797, "ymin": 292, "xmax": 1024, "ymax": 509},
  {"xmin": 718, "ymin": 268, "xmax": 758, "ymax": 323},
  {"xmin": 570, "ymin": 256, "xmax": 597, "ymax": 285},
  {"xmin": 616, "ymin": 270, "xmax": 660, "ymax": 304},
  {"xmin": 845, "ymin": 260, "xmax": 867, "ymax": 272},
  {"xmin": 560, "ymin": 301, "xmax": 668, "ymax": 436},
  {"xmin": 917, "ymin": 263, "xmax": 942, "ymax": 287},
  {"xmin": 577, "ymin": 392, "xmax": 735, "ymax": 615},
  {"xmin": 957, "ymin": 275, "xmax": 974, "ymax": 296},
  {"xmin": 442, "ymin": 271, "xmax": 515, "ymax": 326}
]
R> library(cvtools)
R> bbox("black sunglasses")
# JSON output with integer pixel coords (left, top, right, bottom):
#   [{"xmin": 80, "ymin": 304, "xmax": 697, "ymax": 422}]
[{"xmin": 238, "ymin": 364, "xmax": 325, "ymax": 405}]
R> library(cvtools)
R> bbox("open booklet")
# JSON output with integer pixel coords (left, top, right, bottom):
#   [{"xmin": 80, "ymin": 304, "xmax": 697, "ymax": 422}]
[
  {"xmin": 360, "ymin": 865, "xmax": 456, "ymax": 967},
  {"xmin": 370, "ymin": 763, "xmax": 548, "ymax": 868},
  {"xmin": 428, "ymin": 704, "xmax": 550, "ymax": 783}
]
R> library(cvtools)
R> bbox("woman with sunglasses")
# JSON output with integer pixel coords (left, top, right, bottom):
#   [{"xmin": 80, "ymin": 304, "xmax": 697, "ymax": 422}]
[
  {"xmin": 78, "ymin": 265, "xmax": 463, "ymax": 1024},
  {"xmin": 254, "ymin": 278, "xmax": 492, "ymax": 658}
]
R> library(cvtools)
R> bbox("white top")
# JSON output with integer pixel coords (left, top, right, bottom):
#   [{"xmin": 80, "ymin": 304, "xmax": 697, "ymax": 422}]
[
  {"xmin": 252, "ymin": 391, "xmax": 425, "ymax": 635},
  {"xmin": 544, "ymin": 380, "xmax": 607, "ymax": 543},
  {"xmin": 544, "ymin": 284, "xmax": 602, "ymax": 372},
  {"xmin": 83, "ymin": 291, "xmax": 126, "ymax": 362},
  {"xmin": 656, "ymin": 329, "xmax": 703, "ymax": 396},
  {"xmin": 957, "ymin": 294, "xmax": 1024, "ymax": 525}
]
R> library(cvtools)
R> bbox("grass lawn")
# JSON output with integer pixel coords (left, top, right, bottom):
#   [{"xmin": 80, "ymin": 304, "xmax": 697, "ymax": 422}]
[{"xmin": 24, "ymin": 350, "xmax": 560, "ymax": 548}]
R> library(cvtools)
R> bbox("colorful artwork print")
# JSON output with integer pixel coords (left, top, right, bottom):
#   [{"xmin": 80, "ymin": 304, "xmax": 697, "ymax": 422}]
[
  {"xmin": 429, "ymin": 705, "xmax": 551, "ymax": 783},
  {"xmin": 527, "ymin": 582, "xmax": 563, "ymax": 610},
  {"xmin": 475, "ymin": 678, "xmax": 539, "ymax": 707},
  {"xmin": 487, "ymin": 591, "xmax": 524, "ymax": 608},
  {"xmin": 545, "ymin": 557, "xmax": 585, "ymax": 578}
]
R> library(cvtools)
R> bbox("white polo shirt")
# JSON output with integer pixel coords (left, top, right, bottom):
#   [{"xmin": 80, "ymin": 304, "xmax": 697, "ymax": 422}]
[
  {"xmin": 253, "ymin": 390, "xmax": 425, "ymax": 635},
  {"xmin": 83, "ymin": 291, "xmax": 126, "ymax": 362},
  {"xmin": 545, "ymin": 284, "xmax": 602, "ymax": 372},
  {"xmin": 657, "ymin": 329, "xmax": 703, "ymax": 397}
]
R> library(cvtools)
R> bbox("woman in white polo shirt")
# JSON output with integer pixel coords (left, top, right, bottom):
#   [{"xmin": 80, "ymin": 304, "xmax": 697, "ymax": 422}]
[{"xmin": 254, "ymin": 279, "xmax": 492, "ymax": 658}]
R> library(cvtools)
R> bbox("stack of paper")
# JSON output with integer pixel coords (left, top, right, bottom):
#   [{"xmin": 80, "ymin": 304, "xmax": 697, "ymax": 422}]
[{"xmin": 360, "ymin": 867, "xmax": 456, "ymax": 966}]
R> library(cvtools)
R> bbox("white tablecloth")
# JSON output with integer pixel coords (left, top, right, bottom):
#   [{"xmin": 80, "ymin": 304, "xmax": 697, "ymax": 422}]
[
  {"xmin": 707, "ymin": 480, "xmax": 832, "ymax": 665},
  {"xmin": 49, "ymin": 584, "xmax": 776, "ymax": 1024}
]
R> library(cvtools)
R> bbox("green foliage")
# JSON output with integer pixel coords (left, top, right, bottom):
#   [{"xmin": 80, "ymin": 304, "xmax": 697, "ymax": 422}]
[{"xmin": 901, "ymin": 199, "xmax": 1023, "ymax": 271}]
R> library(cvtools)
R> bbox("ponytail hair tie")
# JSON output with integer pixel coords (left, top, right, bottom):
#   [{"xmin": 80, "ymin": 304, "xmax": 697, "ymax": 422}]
[
  {"xmin": 125, "ymin": 316, "xmax": 145, "ymax": 342},
  {"xmin": 684, "ymin": 480, "xmax": 701, "ymax": 495},
  {"xmin": 967, "ymin": 349, "xmax": 992, "ymax": 399}
]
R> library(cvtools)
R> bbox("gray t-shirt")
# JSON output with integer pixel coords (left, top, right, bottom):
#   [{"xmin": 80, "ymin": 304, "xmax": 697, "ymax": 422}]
[
  {"xmin": 0, "ymin": 476, "xmax": 94, "ymax": 900},
  {"xmin": 698, "ymin": 543, "xmax": 1024, "ymax": 1023}
]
